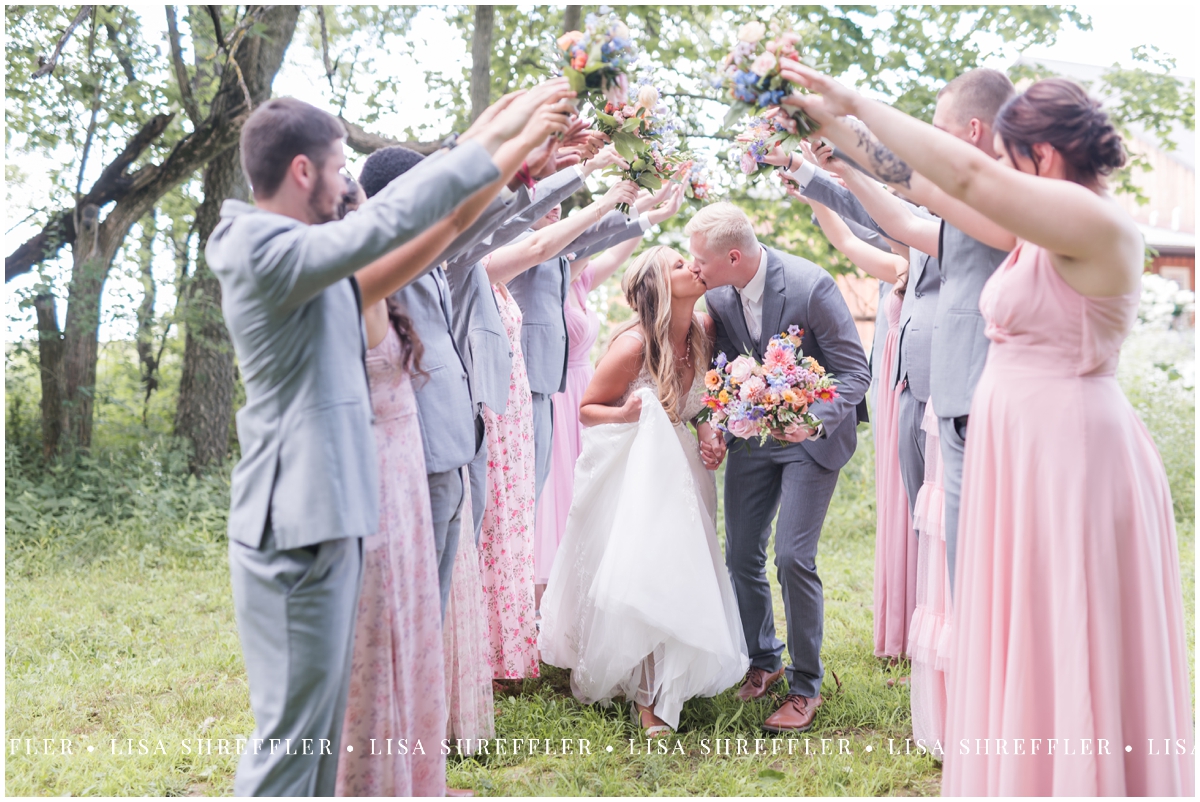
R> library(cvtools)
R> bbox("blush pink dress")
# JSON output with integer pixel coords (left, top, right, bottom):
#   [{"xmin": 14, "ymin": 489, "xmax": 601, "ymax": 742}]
[
  {"xmin": 534, "ymin": 267, "xmax": 601, "ymax": 585},
  {"xmin": 873, "ymin": 288, "xmax": 918, "ymax": 660},
  {"xmin": 942, "ymin": 241, "xmax": 1194, "ymax": 796},
  {"xmin": 336, "ymin": 326, "xmax": 446, "ymax": 797},
  {"xmin": 908, "ymin": 401, "xmax": 951, "ymax": 752},
  {"xmin": 479, "ymin": 284, "xmax": 539, "ymax": 679},
  {"xmin": 443, "ymin": 478, "xmax": 495, "ymax": 754}
]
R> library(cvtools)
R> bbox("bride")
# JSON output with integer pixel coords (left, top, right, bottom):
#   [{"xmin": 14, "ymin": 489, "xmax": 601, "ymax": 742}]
[{"xmin": 538, "ymin": 245, "xmax": 749, "ymax": 736}]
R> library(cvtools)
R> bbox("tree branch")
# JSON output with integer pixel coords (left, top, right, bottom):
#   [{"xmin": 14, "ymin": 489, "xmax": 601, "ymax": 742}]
[
  {"xmin": 318, "ymin": 5, "xmax": 336, "ymax": 92},
  {"xmin": 206, "ymin": 5, "xmax": 225, "ymax": 52},
  {"xmin": 6, "ymin": 113, "xmax": 174, "ymax": 282},
  {"xmin": 166, "ymin": 6, "xmax": 203, "ymax": 126},
  {"xmin": 338, "ymin": 115, "xmax": 441, "ymax": 156},
  {"xmin": 32, "ymin": 5, "xmax": 92, "ymax": 79}
]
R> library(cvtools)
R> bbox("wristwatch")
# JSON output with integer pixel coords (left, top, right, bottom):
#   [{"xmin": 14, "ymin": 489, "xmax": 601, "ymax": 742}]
[{"xmin": 440, "ymin": 132, "xmax": 459, "ymax": 151}]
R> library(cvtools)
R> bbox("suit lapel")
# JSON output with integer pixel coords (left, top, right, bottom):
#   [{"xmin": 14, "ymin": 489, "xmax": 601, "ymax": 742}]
[{"xmin": 759, "ymin": 248, "xmax": 786, "ymax": 356}]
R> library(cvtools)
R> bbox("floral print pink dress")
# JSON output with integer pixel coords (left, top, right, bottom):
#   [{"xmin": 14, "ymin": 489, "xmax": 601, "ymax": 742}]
[
  {"xmin": 479, "ymin": 283, "xmax": 540, "ymax": 679},
  {"xmin": 336, "ymin": 325, "xmax": 446, "ymax": 797}
]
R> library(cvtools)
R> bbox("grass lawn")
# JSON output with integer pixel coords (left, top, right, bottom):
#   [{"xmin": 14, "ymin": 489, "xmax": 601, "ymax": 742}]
[{"xmin": 6, "ymin": 366, "xmax": 1195, "ymax": 795}]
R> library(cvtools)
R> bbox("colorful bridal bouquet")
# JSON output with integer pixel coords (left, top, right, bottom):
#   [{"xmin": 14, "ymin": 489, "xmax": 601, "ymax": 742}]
[
  {"xmin": 719, "ymin": 20, "xmax": 819, "ymax": 139},
  {"xmin": 593, "ymin": 81, "xmax": 687, "ymax": 212},
  {"xmin": 698, "ymin": 326, "xmax": 839, "ymax": 445},
  {"xmin": 557, "ymin": 6, "xmax": 639, "ymax": 110},
  {"xmin": 733, "ymin": 115, "xmax": 792, "ymax": 178}
]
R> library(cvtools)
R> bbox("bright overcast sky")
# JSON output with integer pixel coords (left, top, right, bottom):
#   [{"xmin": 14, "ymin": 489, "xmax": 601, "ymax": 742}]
[{"xmin": 5, "ymin": 2, "xmax": 1196, "ymax": 342}]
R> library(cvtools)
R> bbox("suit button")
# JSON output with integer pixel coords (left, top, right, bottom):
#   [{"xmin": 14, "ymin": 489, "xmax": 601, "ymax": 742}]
[
  {"xmin": 508, "ymin": 351, "xmax": 514, "ymax": 358},
  {"xmin": 915, "ymin": 290, "xmax": 923, "ymax": 297},
  {"xmin": 560, "ymin": 335, "xmax": 566, "ymax": 341}
]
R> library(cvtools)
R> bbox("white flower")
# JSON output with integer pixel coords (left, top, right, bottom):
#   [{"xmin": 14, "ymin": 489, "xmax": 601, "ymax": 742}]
[
  {"xmin": 737, "ymin": 21, "xmax": 767, "ymax": 43},
  {"xmin": 636, "ymin": 85, "xmax": 659, "ymax": 108},
  {"xmin": 612, "ymin": 21, "xmax": 631, "ymax": 40}
]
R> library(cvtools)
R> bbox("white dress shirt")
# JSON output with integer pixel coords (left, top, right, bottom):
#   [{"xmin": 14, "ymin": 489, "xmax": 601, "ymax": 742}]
[{"xmin": 736, "ymin": 245, "xmax": 770, "ymax": 343}]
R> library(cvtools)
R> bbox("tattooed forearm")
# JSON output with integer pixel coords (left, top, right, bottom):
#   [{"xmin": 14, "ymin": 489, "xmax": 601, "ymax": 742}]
[{"xmin": 848, "ymin": 118, "xmax": 913, "ymax": 189}]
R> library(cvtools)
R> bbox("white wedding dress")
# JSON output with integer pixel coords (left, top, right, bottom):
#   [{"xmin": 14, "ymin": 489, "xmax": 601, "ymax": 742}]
[{"xmin": 538, "ymin": 331, "xmax": 749, "ymax": 729}]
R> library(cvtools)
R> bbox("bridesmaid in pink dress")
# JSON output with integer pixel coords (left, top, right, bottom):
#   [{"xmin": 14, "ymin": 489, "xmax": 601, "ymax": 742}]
[
  {"xmin": 793, "ymin": 196, "xmax": 917, "ymax": 664},
  {"xmin": 787, "ymin": 70, "xmax": 1193, "ymax": 795},
  {"xmin": 479, "ymin": 280, "xmax": 540, "ymax": 679},
  {"xmin": 907, "ymin": 402, "xmax": 951, "ymax": 752},
  {"xmin": 871, "ymin": 287, "xmax": 917, "ymax": 661},
  {"xmin": 336, "ymin": 302, "xmax": 446, "ymax": 797},
  {"xmin": 532, "ymin": 233, "xmax": 647, "ymax": 599}
]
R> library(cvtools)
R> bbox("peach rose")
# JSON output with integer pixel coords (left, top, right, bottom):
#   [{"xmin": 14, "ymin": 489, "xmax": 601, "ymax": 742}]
[
  {"xmin": 750, "ymin": 51, "xmax": 777, "ymax": 76},
  {"xmin": 558, "ymin": 31, "xmax": 584, "ymax": 51},
  {"xmin": 728, "ymin": 355, "xmax": 756, "ymax": 383}
]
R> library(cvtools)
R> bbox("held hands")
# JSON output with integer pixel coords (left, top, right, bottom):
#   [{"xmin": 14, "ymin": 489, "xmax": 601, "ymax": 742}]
[
  {"xmin": 697, "ymin": 423, "xmax": 727, "ymax": 471},
  {"xmin": 580, "ymin": 144, "xmax": 628, "ymax": 177},
  {"xmin": 769, "ymin": 424, "xmax": 817, "ymax": 443},
  {"xmin": 777, "ymin": 60, "xmax": 860, "ymax": 124},
  {"xmin": 645, "ymin": 183, "xmax": 685, "ymax": 226},
  {"xmin": 469, "ymin": 78, "xmax": 576, "ymax": 153},
  {"xmin": 597, "ymin": 180, "xmax": 640, "ymax": 214}
]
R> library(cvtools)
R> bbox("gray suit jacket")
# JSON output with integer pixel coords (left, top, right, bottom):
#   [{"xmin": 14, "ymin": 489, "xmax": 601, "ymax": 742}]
[
  {"xmin": 507, "ymin": 211, "xmax": 648, "ymax": 396},
  {"xmin": 705, "ymin": 247, "xmax": 871, "ymax": 472},
  {"xmin": 438, "ymin": 168, "xmax": 587, "ymax": 417},
  {"xmin": 391, "ymin": 267, "xmax": 478, "ymax": 475},
  {"xmin": 439, "ymin": 166, "xmax": 585, "ymax": 269},
  {"xmin": 207, "ymin": 142, "xmax": 499, "ymax": 549},
  {"xmin": 929, "ymin": 221, "xmax": 1011, "ymax": 419}
]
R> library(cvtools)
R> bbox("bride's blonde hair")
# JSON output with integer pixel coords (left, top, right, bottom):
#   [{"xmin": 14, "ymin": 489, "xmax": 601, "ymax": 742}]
[{"xmin": 607, "ymin": 245, "xmax": 711, "ymax": 423}]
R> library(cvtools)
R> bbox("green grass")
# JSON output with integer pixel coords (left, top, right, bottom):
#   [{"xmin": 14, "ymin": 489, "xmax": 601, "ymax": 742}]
[{"xmin": 5, "ymin": 329, "xmax": 1195, "ymax": 795}]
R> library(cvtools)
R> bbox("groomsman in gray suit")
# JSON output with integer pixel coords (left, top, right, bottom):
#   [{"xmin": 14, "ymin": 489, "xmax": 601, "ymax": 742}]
[
  {"xmin": 441, "ymin": 156, "xmax": 620, "ymax": 542},
  {"xmin": 796, "ymin": 69, "xmax": 1016, "ymax": 593},
  {"xmin": 507, "ymin": 198, "xmax": 656, "ymax": 499},
  {"xmin": 208, "ymin": 97, "xmax": 514, "ymax": 795},
  {"xmin": 687, "ymin": 202, "xmax": 871, "ymax": 735},
  {"xmin": 782, "ymin": 158, "xmax": 941, "ymax": 514}
]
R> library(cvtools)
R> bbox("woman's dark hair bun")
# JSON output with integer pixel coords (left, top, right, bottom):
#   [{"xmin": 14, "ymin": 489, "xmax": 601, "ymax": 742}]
[{"xmin": 995, "ymin": 77, "xmax": 1127, "ymax": 184}]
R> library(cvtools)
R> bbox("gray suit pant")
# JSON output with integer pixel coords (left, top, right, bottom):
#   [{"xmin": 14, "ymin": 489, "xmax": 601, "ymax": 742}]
[
  {"xmin": 724, "ymin": 442, "xmax": 841, "ymax": 699},
  {"xmin": 938, "ymin": 415, "xmax": 968, "ymax": 597},
  {"xmin": 531, "ymin": 391, "xmax": 554, "ymax": 501},
  {"xmin": 228, "ymin": 527, "xmax": 363, "ymax": 796},
  {"xmin": 467, "ymin": 429, "xmax": 488, "ymax": 547},
  {"xmin": 427, "ymin": 467, "xmax": 466, "ymax": 619},
  {"xmin": 896, "ymin": 387, "xmax": 927, "ymax": 517}
]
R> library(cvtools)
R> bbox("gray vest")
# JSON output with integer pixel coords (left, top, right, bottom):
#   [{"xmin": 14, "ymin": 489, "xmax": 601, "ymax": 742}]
[
  {"xmin": 929, "ymin": 221, "xmax": 1011, "ymax": 419},
  {"xmin": 391, "ymin": 268, "xmax": 477, "ymax": 474},
  {"xmin": 894, "ymin": 250, "xmax": 940, "ymax": 402}
]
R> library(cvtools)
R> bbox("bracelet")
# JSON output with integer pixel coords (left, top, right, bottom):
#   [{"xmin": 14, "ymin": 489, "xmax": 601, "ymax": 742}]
[{"xmin": 786, "ymin": 153, "xmax": 795, "ymax": 172}]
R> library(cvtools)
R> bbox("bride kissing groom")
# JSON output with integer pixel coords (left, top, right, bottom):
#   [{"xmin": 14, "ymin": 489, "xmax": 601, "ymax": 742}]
[{"xmin": 539, "ymin": 201, "xmax": 870, "ymax": 737}]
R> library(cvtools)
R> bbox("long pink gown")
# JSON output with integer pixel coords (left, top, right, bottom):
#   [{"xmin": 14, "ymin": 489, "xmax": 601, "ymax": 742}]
[
  {"xmin": 336, "ymin": 327, "xmax": 446, "ymax": 797},
  {"xmin": 873, "ymin": 288, "xmax": 918, "ymax": 659},
  {"xmin": 908, "ymin": 401, "xmax": 951, "ymax": 752},
  {"xmin": 479, "ymin": 284, "xmax": 539, "ymax": 679},
  {"xmin": 443, "ymin": 478, "xmax": 496, "ymax": 755},
  {"xmin": 533, "ymin": 267, "xmax": 601, "ymax": 585},
  {"xmin": 942, "ymin": 241, "xmax": 1194, "ymax": 796}
]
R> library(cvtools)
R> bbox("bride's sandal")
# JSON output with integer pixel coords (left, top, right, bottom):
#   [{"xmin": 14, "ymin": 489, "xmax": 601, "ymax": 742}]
[{"xmin": 630, "ymin": 701, "xmax": 672, "ymax": 738}]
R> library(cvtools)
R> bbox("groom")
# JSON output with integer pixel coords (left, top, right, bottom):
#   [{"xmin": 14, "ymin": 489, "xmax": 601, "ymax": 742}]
[{"xmin": 687, "ymin": 203, "xmax": 870, "ymax": 734}]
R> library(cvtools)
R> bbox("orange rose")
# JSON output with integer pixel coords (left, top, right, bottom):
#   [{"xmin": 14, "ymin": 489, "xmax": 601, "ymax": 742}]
[
  {"xmin": 558, "ymin": 31, "xmax": 584, "ymax": 51},
  {"xmin": 572, "ymin": 52, "xmax": 588, "ymax": 70}
]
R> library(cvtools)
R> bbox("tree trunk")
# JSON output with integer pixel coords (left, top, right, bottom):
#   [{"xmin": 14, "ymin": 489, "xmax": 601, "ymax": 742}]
[
  {"xmin": 33, "ymin": 292, "xmax": 66, "ymax": 461},
  {"xmin": 469, "ymin": 5, "xmax": 494, "ymax": 122},
  {"xmin": 174, "ymin": 147, "xmax": 244, "ymax": 472},
  {"xmin": 44, "ymin": 4, "xmax": 300, "ymax": 455},
  {"xmin": 563, "ymin": 5, "xmax": 582, "ymax": 34},
  {"xmin": 134, "ymin": 212, "xmax": 159, "ymax": 425}
]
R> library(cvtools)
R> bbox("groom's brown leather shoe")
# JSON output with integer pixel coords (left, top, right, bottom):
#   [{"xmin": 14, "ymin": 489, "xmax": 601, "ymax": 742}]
[
  {"xmin": 735, "ymin": 666, "xmax": 786, "ymax": 702},
  {"xmin": 761, "ymin": 694, "xmax": 823, "ymax": 734}
]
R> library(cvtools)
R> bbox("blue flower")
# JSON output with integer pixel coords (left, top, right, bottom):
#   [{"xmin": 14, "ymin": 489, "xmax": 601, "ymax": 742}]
[
  {"xmin": 757, "ymin": 89, "xmax": 786, "ymax": 107},
  {"xmin": 787, "ymin": 325, "xmax": 802, "ymax": 336},
  {"xmin": 715, "ymin": 353, "xmax": 728, "ymax": 369}
]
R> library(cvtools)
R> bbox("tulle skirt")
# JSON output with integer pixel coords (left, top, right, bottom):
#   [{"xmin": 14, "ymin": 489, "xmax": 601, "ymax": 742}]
[{"xmin": 538, "ymin": 389, "xmax": 749, "ymax": 728}]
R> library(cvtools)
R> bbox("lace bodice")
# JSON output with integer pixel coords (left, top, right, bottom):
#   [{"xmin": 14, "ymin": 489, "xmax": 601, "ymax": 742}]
[{"xmin": 616, "ymin": 329, "xmax": 708, "ymax": 422}]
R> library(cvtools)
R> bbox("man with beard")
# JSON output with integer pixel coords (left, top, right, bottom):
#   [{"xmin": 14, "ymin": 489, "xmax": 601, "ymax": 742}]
[{"xmin": 206, "ymin": 87, "xmax": 569, "ymax": 795}]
